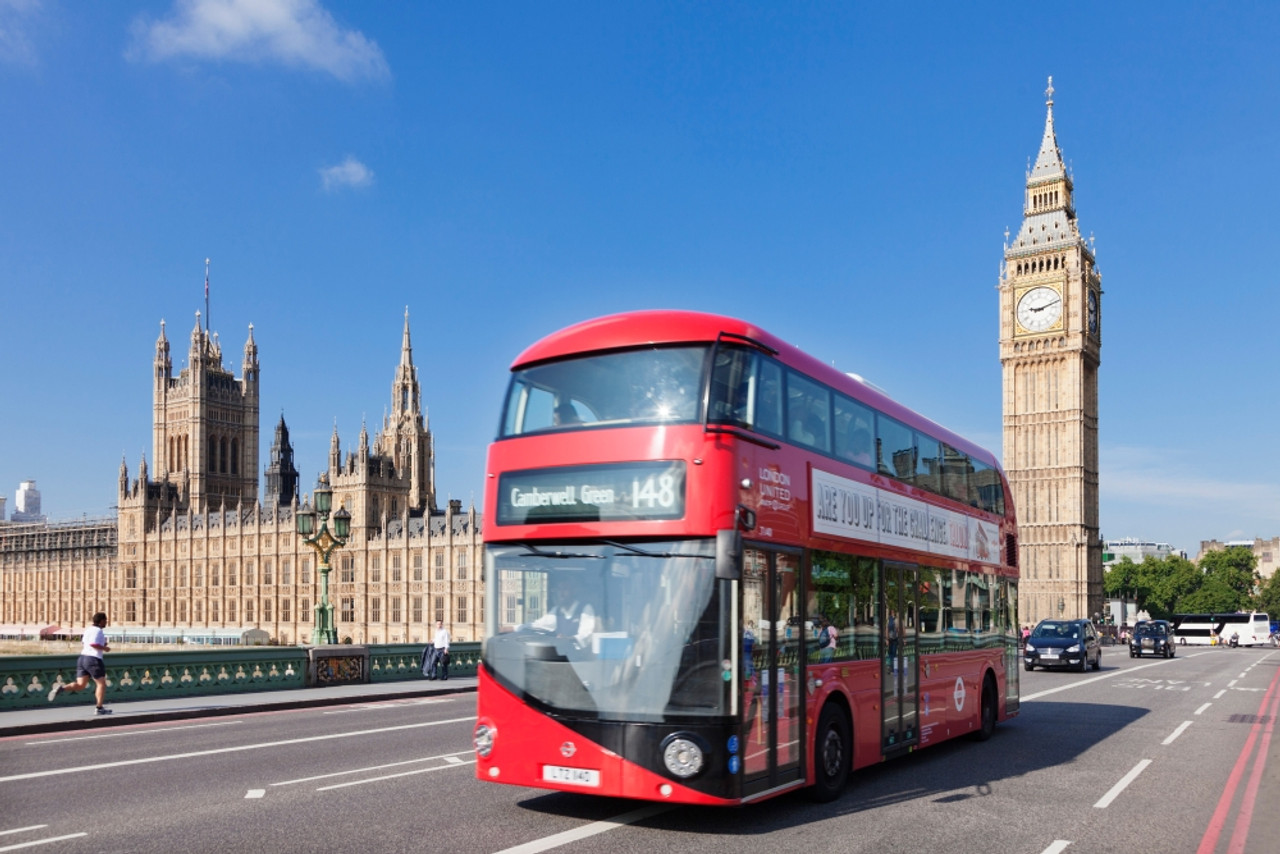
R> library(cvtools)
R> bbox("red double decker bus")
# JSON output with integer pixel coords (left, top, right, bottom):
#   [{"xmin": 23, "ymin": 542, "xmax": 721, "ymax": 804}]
[{"xmin": 474, "ymin": 310, "xmax": 1020, "ymax": 805}]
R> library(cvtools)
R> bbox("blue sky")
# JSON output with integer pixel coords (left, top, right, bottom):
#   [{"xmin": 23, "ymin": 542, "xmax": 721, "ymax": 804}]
[{"xmin": 3, "ymin": 1, "xmax": 1279, "ymax": 554}]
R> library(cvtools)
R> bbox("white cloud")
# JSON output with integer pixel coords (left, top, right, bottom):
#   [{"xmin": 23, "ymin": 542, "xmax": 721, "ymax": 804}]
[
  {"xmin": 0, "ymin": 0, "xmax": 42, "ymax": 66},
  {"xmin": 319, "ymin": 156, "xmax": 373, "ymax": 191},
  {"xmin": 129, "ymin": 0, "xmax": 389, "ymax": 83}
]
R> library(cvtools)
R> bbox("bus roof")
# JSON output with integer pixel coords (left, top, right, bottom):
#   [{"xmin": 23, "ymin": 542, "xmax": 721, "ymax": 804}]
[{"xmin": 510, "ymin": 309, "xmax": 1001, "ymax": 469}]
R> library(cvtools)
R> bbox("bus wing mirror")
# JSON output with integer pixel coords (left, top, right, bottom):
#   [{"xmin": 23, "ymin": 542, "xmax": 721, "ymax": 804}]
[{"xmin": 716, "ymin": 529, "xmax": 742, "ymax": 580}]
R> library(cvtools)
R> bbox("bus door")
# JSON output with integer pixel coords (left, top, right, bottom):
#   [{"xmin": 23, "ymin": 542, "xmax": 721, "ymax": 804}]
[
  {"xmin": 741, "ymin": 545, "xmax": 804, "ymax": 795},
  {"xmin": 882, "ymin": 561, "xmax": 919, "ymax": 752}
]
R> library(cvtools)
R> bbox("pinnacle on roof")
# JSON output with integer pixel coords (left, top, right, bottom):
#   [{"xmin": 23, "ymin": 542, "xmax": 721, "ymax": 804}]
[{"xmin": 1029, "ymin": 75, "xmax": 1066, "ymax": 182}]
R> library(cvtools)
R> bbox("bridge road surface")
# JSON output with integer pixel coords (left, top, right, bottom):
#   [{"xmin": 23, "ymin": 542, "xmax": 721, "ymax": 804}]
[{"xmin": 1, "ymin": 648, "xmax": 1278, "ymax": 854}]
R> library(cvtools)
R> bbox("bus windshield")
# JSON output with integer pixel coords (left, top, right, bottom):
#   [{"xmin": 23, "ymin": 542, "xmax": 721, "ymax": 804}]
[
  {"xmin": 500, "ymin": 346, "xmax": 708, "ymax": 436},
  {"xmin": 483, "ymin": 539, "xmax": 729, "ymax": 720}
]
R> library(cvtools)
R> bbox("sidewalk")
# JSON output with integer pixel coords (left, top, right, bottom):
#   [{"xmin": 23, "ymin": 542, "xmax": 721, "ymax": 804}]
[{"xmin": 0, "ymin": 676, "xmax": 477, "ymax": 738}]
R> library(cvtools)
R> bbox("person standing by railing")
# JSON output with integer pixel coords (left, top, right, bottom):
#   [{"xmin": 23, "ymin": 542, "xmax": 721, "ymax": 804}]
[
  {"xmin": 48, "ymin": 612, "xmax": 112, "ymax": 715},
  {"xmin": 433, "ymin": 620, "xmax": 452, "ymax": 681}
]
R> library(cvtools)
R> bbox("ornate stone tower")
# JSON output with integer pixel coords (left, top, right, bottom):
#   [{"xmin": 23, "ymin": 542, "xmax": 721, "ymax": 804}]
[
  {"xmin": 150, "ymin": 313, "xmax": 261, "ymax": 513},
  {"xmin": 263, "ymin": 414, "xmax": 299, "ymax": 510},
  {"xmin": 1000, "ymin": 78, "xmax": 1103, "ymax": 626}
]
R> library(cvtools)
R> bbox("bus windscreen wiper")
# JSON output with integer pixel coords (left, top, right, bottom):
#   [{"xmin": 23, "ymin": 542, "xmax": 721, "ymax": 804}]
[
  {"xmin": 517, "ymin": 543, "xmax": 605, "ymax": 560},
  {"xmin": 599, "ymin": 539, "xmax": 689, "ymax": 559}
]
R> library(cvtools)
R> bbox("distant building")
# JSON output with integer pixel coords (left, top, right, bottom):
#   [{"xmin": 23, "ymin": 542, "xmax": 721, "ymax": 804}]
[
  {"xmin": 1, "ymin": 308, "xmax": 483, "ymax": 645},
  {"xmin": 1197, "ymin": 538, "xmax": 1279, "ymax": 581},
  {"xmin": 12, "ymin": 480, "xmax": 45, "ymax": 524},
  {"xmin": 1103, "ymin": 538, "xmax": 1182, "ymax": 567},
  {"xmin": 0, "ymin": 496, "xmax": 6, "ymax": 523}
]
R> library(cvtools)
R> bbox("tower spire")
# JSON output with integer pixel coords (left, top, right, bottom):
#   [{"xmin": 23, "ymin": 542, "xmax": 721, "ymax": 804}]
[{"xmin": 200, "ymin": 256, "xmax": 208, "ymax": 332}]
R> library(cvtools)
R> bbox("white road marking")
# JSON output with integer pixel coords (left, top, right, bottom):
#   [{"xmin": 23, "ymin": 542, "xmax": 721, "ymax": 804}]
[
  {"xmin": 1040, "ymin": 841, "xmax": 1072, "ymax": 854},
  {"xmin": 322, "ymin": 699, "xmax": 448, "ymax": 714},
  {"xmin": 272, "ymin": 752, "xmax": 473, "ymax": 786},
  {"xmin": 0, "ymin": 833, "xmax": 89, "ymax": 851},
  {"xmin": 1214, "ymin": 689, "xmax": 1227, "ymax": 699},
  {"xmin": 1163, "ymin": 721, "xmax": 1192, "ymax": 745},
  {"xmin": 315, "ymin": 758, "xmax": 476, "ymax": 791},
  {"xmin": 0, "ymin": 716, "xmax": 476, "ymax": 783},
  {"xmin": 26, "ymin": 720, "xmax": 242, "ymax": 745},
  {"xmin": 1195, "ymin": 703, "xmax": 1212, "ymax": 715},
  {"xmin": 0, "ymin": 829, "xmax": 46, "ymax": 838},
  {"xmin": 245, "ymin": 789, "xmax": 265, "ymax": 799},
  {"xmin": 1022, "ymin": 659, "xmax": 1167, "ymax": 701},
  {"xmin": 490, "ymin": 804, "xmax": 674, "ymax": 854},
  {"xmin": 1094, "ymin": 759, "xmax": 1152, "ymax": 808}
]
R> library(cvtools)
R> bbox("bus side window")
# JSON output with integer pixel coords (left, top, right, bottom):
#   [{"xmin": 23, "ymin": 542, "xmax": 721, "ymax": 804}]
[{"xmin": 755, "ymin": 360, "xmax": 784, "ymax": 437}]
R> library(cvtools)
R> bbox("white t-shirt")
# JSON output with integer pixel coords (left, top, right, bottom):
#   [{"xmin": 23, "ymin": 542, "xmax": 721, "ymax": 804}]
[
  {"xmin": 433, "ymin": 627, "xmax": 450, "ymax": 651},
  {"xmin": 81, "ymin": 625, "xmax": 106, "ymax": 659}
]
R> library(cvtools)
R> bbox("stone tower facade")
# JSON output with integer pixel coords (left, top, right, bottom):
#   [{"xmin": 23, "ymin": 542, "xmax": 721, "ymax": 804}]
[
  {"xmin": 151, "ymin": 315, "xmax": 260, "ymax": 512},
  {"xmin": 999, "ymin": 78, "xmax": 1103, "ymax": 626}
]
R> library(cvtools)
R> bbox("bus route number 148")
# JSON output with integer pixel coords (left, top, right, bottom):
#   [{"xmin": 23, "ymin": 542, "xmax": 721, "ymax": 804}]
[{"xmin": 632, "ymin": 474, "xmax": 677, "ymax": 509}]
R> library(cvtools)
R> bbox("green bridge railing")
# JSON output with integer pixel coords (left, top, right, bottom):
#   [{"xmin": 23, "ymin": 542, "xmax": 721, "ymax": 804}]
[{"xmin": 0, "ymin": 642, "xmax": 480, "ymax": 712}]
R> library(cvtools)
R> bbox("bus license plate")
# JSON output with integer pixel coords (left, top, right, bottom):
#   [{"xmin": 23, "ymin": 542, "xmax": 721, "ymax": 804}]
[{"xmin": 543, "ymin": 765, "xmax": 601, "ymax": 787}]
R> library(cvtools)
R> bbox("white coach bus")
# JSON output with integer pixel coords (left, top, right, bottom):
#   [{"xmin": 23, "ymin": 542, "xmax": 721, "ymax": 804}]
[{"xmin": 1172, "ymin": 612, "xmax": 1271, "ymax": 646}]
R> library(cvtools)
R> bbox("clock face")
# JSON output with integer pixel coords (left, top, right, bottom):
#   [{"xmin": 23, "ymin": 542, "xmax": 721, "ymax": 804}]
[
  {"xmin": 1017, "ymin": 286, "xmax": 1063, "ymax": 333},
  {"xmin": 1087, "ymin": 290, "xmax": 1098, "ymax": 334}
]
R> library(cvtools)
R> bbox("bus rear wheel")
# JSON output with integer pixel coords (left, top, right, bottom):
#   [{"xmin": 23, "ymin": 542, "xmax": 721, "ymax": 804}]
[{"xmin": 808, "ymin": 704, "xmax": 850, "ymax": 802}]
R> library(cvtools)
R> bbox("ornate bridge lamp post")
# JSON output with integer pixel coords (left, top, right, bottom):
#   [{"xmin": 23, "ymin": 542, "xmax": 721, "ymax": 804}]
[{"xmin": 296, "ymin": 473, "xmax": 352, "ymax": 645}]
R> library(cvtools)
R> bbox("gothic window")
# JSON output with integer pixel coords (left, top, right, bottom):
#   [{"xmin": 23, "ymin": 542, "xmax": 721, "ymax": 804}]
[
  {"xmin": 263, "ymin": 599, "xmax": 272, "ymax": 621},
  {"xmin": 281, "ymin": 559, "xmax": 291, "ymax": 585},
  {"xmin": 371, "ymin": 597, "xmax": 382, "ymax": 623},
  {"xmin": 220, "ymin": 437, "xmax": 228, "ymax": 474},
  {"xmin": 341, "ymin": 598, "xmax": 355, "ymax": 622},
  {"xmin": 231, "ymin": 439, "xmax": 239, "ymax": 475},
  {"xmin": 196, "ymin": 601, "xmax": 204, "ymax": 622},
  {"xmin": 435, "ymin": 552, "xmax": 445, "ymax": 581},
  {"xmin": 245, "ymin": 561, "xmax": 254, "ymax": 585},
  {"xmin": 211, "ymin": 601, "xmax": 219, "ymax": 622},
  {"xmin": 391, "ymin": 596, "xmax": 402, "ymax": 623},
  {"xmin": 228, "ymin": 600, "xmax": 237, "ymax": 622},
  {"xmin": 300, "ymin": 598, "xmax": 309, "ymax": 618},
  {"xmin": 301, "ymin": 557, "xmax": 310, "ymax": 585},
  {"xmin": 209, "ymin": 440, "xmax": 216, "ymax": 473},
  {"xmin": 434, "ymin": 595, "xmax": 445, "ymax": 623},
  {"xmin": 281, "ymin": 599, "xmax": 291, "ymax": 622},
  {"xmin": 412, "ymin": 596, "xmax": 423, "ymax": 623},
  {"xmin": 263, "ymin": 561, "xmax": 272, "ymax": 585},
  {"xmin": 456, "ymin": 596, "xmax": 468, "ymax": 624},
  {"xmin": 227, "ymin": 562, "xmax": 237, "ymax": 586}
]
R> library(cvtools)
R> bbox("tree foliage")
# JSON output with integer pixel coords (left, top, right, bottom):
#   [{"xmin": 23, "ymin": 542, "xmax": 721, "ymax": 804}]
[{"xmin": 1102, "ymin": 547, "xmax": 1259, "ymax": 621}]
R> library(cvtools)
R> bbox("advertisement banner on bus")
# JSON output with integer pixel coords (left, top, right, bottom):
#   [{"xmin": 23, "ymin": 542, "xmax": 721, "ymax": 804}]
[{"xmin": 811, "ymin": 468, "xmax": 999, "ymax": 563}]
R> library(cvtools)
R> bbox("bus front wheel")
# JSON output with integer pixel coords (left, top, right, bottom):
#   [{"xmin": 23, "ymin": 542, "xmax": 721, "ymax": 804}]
[
  {"xmin": 971, "ymin": 674, "xmax": 998, "ymax": 742},
  {"xmin": 808, "ymin": 704, "xmax": 850, "ymax": 803}
]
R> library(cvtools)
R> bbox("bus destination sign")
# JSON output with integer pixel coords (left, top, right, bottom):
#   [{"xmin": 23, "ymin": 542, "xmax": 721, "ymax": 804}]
[{"xmin": 497, "ymin": 461, "xmax": 687, "ymax": 525}]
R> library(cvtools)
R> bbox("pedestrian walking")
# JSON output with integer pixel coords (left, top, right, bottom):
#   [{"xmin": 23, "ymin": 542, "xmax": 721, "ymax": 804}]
[
  {"xmin": 433, "ymin": 620, "xmax": 452, "ymax": 681},
  {"xmin": 48, "ymin": 612, "xmax": 112, "ymax": 715}
]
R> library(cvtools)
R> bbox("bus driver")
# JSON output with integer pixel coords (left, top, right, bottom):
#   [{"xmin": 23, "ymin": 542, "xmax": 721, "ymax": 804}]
[{"xmin": 531, "ymin": 575, "xmax": 598, "ymax": 647}]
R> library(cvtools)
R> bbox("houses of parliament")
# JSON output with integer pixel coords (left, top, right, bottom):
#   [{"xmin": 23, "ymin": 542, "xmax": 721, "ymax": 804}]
[{"xmin": 0, "ymin": 309, "xmax": 484, "ymax": 646}]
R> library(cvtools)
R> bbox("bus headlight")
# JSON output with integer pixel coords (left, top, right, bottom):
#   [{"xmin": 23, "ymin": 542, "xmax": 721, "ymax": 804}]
[
  {"xmin": 661, "ymin": 733, "xmax": 706, "ymax": 779},
  {"xmin": 474, "ymin": 720, "xmax": 497, "ymax": 758}
]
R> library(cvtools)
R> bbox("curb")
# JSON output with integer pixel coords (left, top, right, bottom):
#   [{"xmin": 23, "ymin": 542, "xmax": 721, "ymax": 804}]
[{"xmin": 0, "ymin": 684, "xmax": 477, "ymax": 738}]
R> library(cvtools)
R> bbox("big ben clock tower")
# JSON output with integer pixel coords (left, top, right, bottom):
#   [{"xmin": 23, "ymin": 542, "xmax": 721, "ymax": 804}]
[{"xmin": 1000, "ymin": 78, "xmax": 1103, "ymax": 626}]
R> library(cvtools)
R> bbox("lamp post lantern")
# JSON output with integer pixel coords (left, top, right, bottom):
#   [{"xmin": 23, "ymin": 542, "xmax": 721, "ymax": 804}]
[{"xmin": 296, "ymin": 473, "xmax": 351, "ymax": 645}]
